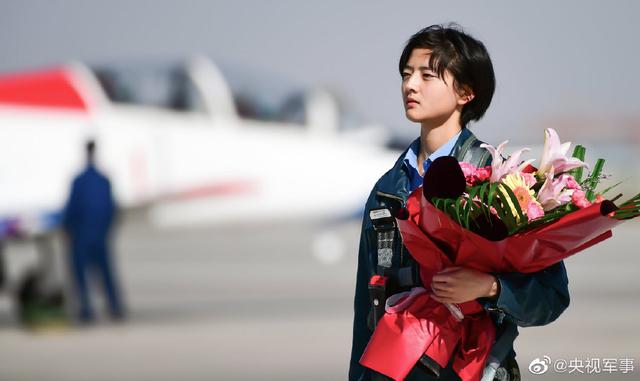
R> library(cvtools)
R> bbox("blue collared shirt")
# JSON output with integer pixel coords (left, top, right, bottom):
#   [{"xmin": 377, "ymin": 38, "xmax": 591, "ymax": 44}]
[{"xmin": 402, "ymin": 131, "xmax": 462, "ymax": 191}]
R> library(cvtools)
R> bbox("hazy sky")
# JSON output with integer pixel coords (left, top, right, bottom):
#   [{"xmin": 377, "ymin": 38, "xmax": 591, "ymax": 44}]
[{"xmin": 2, "ymin": 0, "xmax": 639, "ymax": 144}]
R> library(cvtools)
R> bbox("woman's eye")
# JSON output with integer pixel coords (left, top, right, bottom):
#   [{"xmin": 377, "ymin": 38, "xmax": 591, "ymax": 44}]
[{"xmin": 401, "ymin": 72, "xmax": 411, "ymax": 79}]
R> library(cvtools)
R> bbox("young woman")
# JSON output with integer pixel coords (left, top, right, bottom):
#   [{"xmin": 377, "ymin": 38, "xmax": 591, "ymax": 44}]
[{"xmin": 349, "ymin": 24, "xmax": 570, "ymax": 381}]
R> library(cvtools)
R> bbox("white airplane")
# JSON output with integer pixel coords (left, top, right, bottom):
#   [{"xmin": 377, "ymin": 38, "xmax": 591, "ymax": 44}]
[{"xmin": 0, "ymin": 56, "xmax": 399, "ymax": 240}]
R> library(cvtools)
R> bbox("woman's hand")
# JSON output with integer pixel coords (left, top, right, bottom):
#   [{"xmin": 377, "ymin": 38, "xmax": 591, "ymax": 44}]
[{"xmin": 430, "ymin": 266, "xmax": 499, "ymax": 304}]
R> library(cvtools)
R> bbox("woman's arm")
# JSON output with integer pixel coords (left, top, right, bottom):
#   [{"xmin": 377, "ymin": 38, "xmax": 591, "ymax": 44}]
[
  {"xmin": 481, "ymin": 261, "xmax": 571, "ymax": 326},
  {"xmin": 431, "ymin": 261, "xmax": 570, "ymax": 327}
]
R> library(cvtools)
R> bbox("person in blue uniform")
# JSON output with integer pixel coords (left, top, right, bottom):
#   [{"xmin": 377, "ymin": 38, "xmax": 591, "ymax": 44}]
[
  {"xmin": 63, "ymin": 140, "xmax": 125, "ymax": 323},
  {"xmin": 349, "ymin": 24, "xmax": 570, "ymax": 380}
]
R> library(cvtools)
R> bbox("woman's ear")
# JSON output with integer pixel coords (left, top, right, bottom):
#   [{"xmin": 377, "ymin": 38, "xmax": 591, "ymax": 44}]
[{"xmin": 457, "ymin": 86, "xmax": 475, "ymax": 105}]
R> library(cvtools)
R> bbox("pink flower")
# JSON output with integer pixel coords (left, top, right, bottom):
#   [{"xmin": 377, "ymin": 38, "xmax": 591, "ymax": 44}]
[
  {"xmin": 572, "ymin": 190, "xmax": 592, "ymax": 209},
  {"xmin": 537, "ymin": 128, "xmax": 588, "ymax": 177},
  {"xmin": 460, "ymin": 162, "xmax": 478, "ymax": 185},
  {"xmin": 502, "ymin": 173, "xmax": 542, "ymax": 223},
  {"xmin": 459, "ymin": 162, "xmax": 477, "ymax": 178},
  {"xmin": 564, "ymin": 175, "xmax": 582, "ymax": 190},
  {"xmin": 526, "ymin": 202, "xmax": 545, "ymax": 221},
  {"xmin": 459, "ymin": 162, "xmax": 492, "ymax": 186},
  {"xmin": 594, "ymin": 194, "xmax": 605, "ymax": 203},
  {"xmin": 537, "ymin": 169, "xmax": 574, "ymax": 211},
  {"xmin": 512, "ymin": 186, "xmax": 534, "ymax": 211},
  {"xmin": 522, "ymin": 173, "xmax": 537, "ymax": 188},
  {"xmin": 480, "ymin": 141, "xmax": 534, "ymax": 183},
  {"xmin": 475, "ymin": 166, "xmax": 492, "ymax": 182}
]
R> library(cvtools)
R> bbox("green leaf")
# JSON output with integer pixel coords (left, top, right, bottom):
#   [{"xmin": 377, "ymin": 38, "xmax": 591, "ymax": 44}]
[
  {"xmin": 621, "ymin": 192, "xmax": 640, "ymax": 203},
  {"xmin": 513, "ymin": 205, "xmax": 575, "ymax": 233},
  {"xmin": 485, "ymin": 183, "xmax": 500, "ymax": 227},
  {"xmin": 463, "ymin": 186, "xmax": 480, "ymax": 229},
  {"xmin": 476, "ymin": 183, "xmax": 491, "ymax": 221},
  {"xmin": 486, "ymin": 183, "xmax": 498, "ymax": 211},
  {"xmin": 500, "ymin": 183, "xmax": 526, "ymax": 225},
  {"xmin": 614, "ymin": 209, "xmax": 640, "ymax": 220},
  {"xmin": 600, "ymin": 180, "xmax": 624, "ymax": 196},
  {"xmin": 444, "ymin": 199, "xmax": 456, "ymax": 220},
  {"xmin": 491, "ymin": 185, "xmax": 516, "ymax": 232},
  {"xmin": 494, "ymin": 185, "xmax": 518, "ymax": 233},
  {"xmin": 614, "ymin": 193, "xmax": 640, "ymax": 219},
  {"xmin": 570, "ymin": 145, "xmax": 586, "ymax": 182},
  {"xmin": 584, "ymin": 158, "xmax": 605, "ymax": 201},
  {"xmin": 454, "ymin": 197, "xmax": 464, "ymax": 226},
  {"xmin": 476, "ymin": 183, "xmax": 487, "ymax": 204}
]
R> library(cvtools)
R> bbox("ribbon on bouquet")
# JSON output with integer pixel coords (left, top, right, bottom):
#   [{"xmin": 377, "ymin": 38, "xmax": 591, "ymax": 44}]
[{"xmin": 385, "ymin": 287, "xmax": 464, "ymax": 322}]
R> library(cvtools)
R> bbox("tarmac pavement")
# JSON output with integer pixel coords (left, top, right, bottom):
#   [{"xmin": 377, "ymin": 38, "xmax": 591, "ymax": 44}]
[{"xmin": 0, "ymin": 211, "xmax": 638, "ymax": 380}]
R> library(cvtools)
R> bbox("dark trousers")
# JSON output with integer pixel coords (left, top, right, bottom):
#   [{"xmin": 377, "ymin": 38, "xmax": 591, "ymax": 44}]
[{"xmin": 70, "ymin": 239, "xmax": 124, "ymax": 321}]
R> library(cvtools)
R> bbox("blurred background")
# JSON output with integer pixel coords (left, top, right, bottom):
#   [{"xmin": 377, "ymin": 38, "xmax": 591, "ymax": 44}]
[{"xmin": 0, "ymin": 1, "xmax": 638, "ymax": 380}]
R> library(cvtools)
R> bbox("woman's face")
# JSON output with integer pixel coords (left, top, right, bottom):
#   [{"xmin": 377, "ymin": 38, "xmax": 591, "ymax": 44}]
[{"xmin": 401, "ymin": 48, "xmax": 469, "ymax": 124}]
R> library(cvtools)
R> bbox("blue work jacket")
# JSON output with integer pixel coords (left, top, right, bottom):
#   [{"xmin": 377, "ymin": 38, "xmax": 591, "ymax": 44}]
[
  {"xmin": 63, "ymin": 163, "xmax": 116, "ymax": 245},
  {"xmin": 349, "ymin": 128, "xmax": 570, "ymax": 381}
]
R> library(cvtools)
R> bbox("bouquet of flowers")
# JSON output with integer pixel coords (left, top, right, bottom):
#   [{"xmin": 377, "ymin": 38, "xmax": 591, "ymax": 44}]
[{"xmin": 359, "ymin": 129, "xmax": 639, "ymax": 381}]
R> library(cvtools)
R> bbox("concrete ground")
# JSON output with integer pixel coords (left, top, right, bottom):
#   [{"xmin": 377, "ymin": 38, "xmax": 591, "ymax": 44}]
[{"xmin": 0, "ymin": 211, "xmax": 638, "ymax": 380}]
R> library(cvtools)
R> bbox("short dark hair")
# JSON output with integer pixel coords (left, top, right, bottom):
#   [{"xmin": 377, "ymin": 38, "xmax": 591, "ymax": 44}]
[{"xmin": 399, "ymin": 24, "xmax": 495, "ymax": 127}]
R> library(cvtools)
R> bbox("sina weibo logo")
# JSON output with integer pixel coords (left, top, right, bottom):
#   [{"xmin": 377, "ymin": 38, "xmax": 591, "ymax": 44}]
[{"xmin": 529, "ymin": 356, "xmax": 551, "ymax": 375}]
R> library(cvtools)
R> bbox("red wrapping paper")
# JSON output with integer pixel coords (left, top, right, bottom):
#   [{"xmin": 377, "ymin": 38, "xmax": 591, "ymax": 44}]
[{"xmin": 360, "ymin": 187, "xmax": 625, "ymax": 381}]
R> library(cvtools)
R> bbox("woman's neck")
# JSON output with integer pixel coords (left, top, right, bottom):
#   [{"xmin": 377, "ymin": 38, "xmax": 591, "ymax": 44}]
[{"xmin": 417, "ymin": 113, "xmax": 463, "ymax": 166}]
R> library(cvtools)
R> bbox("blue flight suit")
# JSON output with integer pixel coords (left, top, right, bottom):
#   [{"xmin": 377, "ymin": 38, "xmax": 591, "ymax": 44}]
[
  {"xmin": 349, "ymin": 128, "xmax": 570, "ymax": 380},
  {"xmin": 63, "ymin": 163, "xmax": 124, "ymax": 321}
]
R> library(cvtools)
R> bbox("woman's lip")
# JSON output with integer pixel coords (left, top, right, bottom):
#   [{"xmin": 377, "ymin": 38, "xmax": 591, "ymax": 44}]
[{"xmin": 406, "ymin": 100, "xmax": 419, "ymax": 107}]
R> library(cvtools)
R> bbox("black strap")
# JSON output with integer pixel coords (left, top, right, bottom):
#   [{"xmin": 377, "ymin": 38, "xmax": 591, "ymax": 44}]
[{"xmin": 381, "ymin": 266, "xmax": 417, "ymax": 288}]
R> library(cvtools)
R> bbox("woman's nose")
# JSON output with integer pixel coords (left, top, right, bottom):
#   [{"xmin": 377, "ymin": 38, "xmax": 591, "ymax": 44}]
[{"xmin": 404, "ymin": 73, "xmax": 420, "ymax": 92}]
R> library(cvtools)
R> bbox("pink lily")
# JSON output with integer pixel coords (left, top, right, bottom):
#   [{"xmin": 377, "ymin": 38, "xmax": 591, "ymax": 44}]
[
  {"xmin": 480, "ymin": 140, "xmax": 535, "ymax": 183},
  {"xmin": 536, "ymin": 169, "xmax": 575, "ymax": 211},
  {"xmin": 522, "ymin": 172, "xmax": 537, "ymax": 188},
  {"xmin": 564, "ymin": 175, "xmax": 582, "ymax": 190},
  {"xmin": 537, "ymin": 128, "xmax": 588, "ymax": 177}
]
